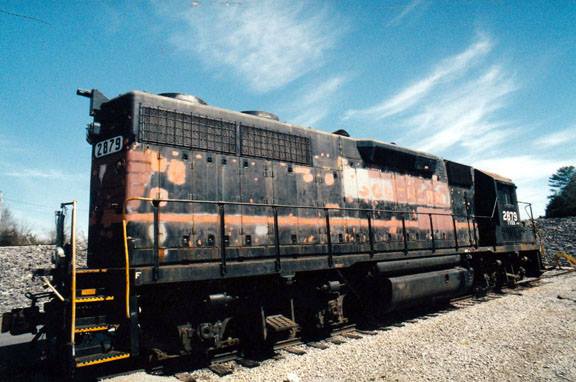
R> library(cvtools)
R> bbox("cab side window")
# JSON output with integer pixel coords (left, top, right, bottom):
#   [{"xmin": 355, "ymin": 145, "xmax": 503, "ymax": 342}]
[{"xmin": 500, "ymin": 185, "xmax": 516, "ymax": 206}]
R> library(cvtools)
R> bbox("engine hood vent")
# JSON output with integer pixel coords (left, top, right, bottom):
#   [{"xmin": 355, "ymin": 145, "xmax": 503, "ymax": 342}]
[
  {"xmin": 332, "ymin": 129, "xmax": 350, "ymax": 137},
  {"xmin": 241, "ymin": 110, "xmax": 279, "ymax": 121},
  {"xmin": 159, "ymin": 93, "xmax": 208, "ymax": 105}
]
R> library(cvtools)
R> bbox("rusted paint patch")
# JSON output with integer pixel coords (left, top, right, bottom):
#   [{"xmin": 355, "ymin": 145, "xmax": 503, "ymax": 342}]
[
  {"xmin": 147, "ymin": 222, "xmax": 167, "ymax": 246},
  {"xmin": 254, "ymin": 225, "xmax": 268, "ymax": 236},
  {"xmin": 167, "ymin": 159, "xmax": 186, "ymax": 185},
  {"xmin": 144, "ymin": 148, "xmax": 168, "ymax": 172},
  {"xmin": 149, "ymin": 188, "xmax": 169, "ymax": 207},
  {"xmin": 125, "ymin": 150, "xmax": 155, "ymax": 209},
  {"xmin": 324, "ymin": 173, "xmax": 335, "ymax": 186},
  {"xmin": 293, "ymin": 166, "xmax": 314, "ymax": 183},
  {"xmin": 292, "ymin": 166, "xmax": 314, "ymax": 183},
  {"xmin": 342, "ymin": 166, "xmax": 451, "ymax": 208}
]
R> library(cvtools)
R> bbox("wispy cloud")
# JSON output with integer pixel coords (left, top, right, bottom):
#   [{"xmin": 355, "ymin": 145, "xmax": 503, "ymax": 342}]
[
  {"xmin": 168, "ymin": 1, "xmax": 339, "ymax": 93},
  {"xmin": 344, "ymin": 34, "xmax": 492, "ymax": 121},
  {"xmin": 342, "ymin": 34, "xmax": 522, "ymax": 159},
  {"xmin": 286, "ymin": 75, "xmax": 348, "ymax": 127},
  {"xmin": 533, "ymin": 127, "xmax": 576, "ymax": 148},
  {"xmin": 387, "ymin": 0, "xmax": 423, "ymax": 27},
  {"xmin": 412, "ymin": 65, "xmax": 517, "ymax": 153},
  {"xmin": 2, "ymin": 168, "xmax": 79, "ymax": 180}
]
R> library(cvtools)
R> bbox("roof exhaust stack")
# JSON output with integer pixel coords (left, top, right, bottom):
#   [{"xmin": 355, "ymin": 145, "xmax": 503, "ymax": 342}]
[
  {"xmin": 159, "ymin": 93, "xmax": 208, "ymax": 105},
  {"xmin": 241, "ymin": 110, "xmax": 280, "ymax": 121}
]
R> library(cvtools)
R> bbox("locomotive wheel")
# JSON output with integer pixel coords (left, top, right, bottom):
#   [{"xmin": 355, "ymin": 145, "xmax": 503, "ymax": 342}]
[{"xmin": 474, "ymin": 273, "xmax": 491, "ymax": 297}]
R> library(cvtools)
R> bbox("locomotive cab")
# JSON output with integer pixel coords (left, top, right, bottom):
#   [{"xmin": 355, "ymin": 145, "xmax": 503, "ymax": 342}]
[{"xmin": 474, "ymin": 169, "xmax": 536, "ymax": 247}]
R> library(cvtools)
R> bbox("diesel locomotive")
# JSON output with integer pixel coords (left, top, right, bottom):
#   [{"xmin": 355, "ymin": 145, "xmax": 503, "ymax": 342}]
[{"xmin": 1, "ymin": 88, "xmax": 543, "ymax": 374}]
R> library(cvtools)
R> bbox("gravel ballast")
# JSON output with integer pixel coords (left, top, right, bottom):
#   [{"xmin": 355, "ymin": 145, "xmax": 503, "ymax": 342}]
[
  {"xmin": 0, "ymin": 245, "xmax": 86, "ymax": 313},
  {"xmin": 536, "ymin": 217, "xmax": 576, "ymax": 266},
  {"xmin": 0, "ymin": 245, "xmax": 53, "ymax": 312},
  {"xmin": 106, "ymin": 271, "xmax": 576, "ymax": 382}
]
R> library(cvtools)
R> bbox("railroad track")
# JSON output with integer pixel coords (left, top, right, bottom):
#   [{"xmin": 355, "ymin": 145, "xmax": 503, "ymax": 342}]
[{"xmin": 206, "ymin": 323, "xmax": 358, "ymax": 376}]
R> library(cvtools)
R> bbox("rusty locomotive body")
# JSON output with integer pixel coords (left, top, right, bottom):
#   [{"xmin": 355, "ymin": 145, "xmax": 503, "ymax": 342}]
[{"xmin": 2, "ymin": 89, "xmax": 543, "ymax": 374}]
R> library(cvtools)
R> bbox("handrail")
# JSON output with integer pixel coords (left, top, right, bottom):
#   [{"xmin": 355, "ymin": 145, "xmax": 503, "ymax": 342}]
[
  {"xmin": 60, "ymin": 201, "xmax": 77, "ymax": 348},
  {"xmin": 218, "ymin": 203, "xmax": 227, "ymax": 275},
  {"xmin": 123, "ymin": 196, "xmax": 485, "ymax": 279},
  {"xmin": 324, "ymin": 208, "xmax": 334, "ymax": 267},
  {"xmin": 122, "ymin": 219, "xmax": 131, "ymax": 319},
  {"xmin": 124, "ymin": 196, "xmax": 478, "ymax": 219},
  {"xmin": 40, "ymin": 276, "xmax": 65, "ymax": 302},
  {"xmin": 123, "ymin": 196, "xmax": 508, "ymax": 222},
  {"xmin": 518, "ymin": 201, "xmax": 538, "ymax": 245},
  {"xmin": 117, "ymin": 196, "xmax": 536, "ymax": 280}
]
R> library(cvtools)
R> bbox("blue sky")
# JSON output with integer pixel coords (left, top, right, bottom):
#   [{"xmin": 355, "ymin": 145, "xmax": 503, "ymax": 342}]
[{"xmin": 1, "ymin": 1, "xmax": 575, "ymax": 236}]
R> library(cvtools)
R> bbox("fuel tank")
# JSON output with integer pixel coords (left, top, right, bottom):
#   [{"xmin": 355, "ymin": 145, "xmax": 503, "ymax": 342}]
[
  {"xmin": 380, "ymin": 266, "xmax": 474, "ymax": 312},
  {"xmin": 375, "ymin": 254, "xmax": 462, "ymax": 277}
]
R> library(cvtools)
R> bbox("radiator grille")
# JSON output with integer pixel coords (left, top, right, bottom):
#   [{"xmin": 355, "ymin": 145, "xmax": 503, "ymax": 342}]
[
  {"xmin": 138, "ymin": 106, "xmax": 237, "ymax": 154},
  {"xmin": 138, "ymin": 106, "xmax": 312, "ymax": 164},
  {"xmin": 241, "ymin": 125, "xmax": 311, "ymax": 165}
]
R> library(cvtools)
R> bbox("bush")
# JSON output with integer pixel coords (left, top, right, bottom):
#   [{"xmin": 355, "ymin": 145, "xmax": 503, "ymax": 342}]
[{"xmin": 0, "ymin": 206, "xmax": 41, "ymax": 246}]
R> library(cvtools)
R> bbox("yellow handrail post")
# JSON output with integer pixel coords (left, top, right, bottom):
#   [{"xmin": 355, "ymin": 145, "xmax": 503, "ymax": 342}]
[
  {"xmin": 122, "ymin": 219, "xmax": 130, "ymax": 319},
  {"xmin": 69, "ymin": 201, "xmax": 78, "ymax": 349}
]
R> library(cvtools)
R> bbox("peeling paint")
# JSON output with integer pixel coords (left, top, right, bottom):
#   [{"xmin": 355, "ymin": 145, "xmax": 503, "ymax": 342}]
[
  {"xmin": 147, "ymin": 222, "xmax": 167, "ymax": 246},
  {"xmin": 149, "ymin": 188, "xmax": 169, "ymax": 207},
  {"xmin": 255, "ymin": 225, "xmax": 268, "ymax": 236},
  {"xmin": 167, "ymin": 159, "xmax": 186, "ymax": 185},
  {"xmin": 325, "ymin": 173, "xmax": 335, "ymax": 186},
  {"xmin": 98, "ymin": 164, "xmax": 107, "ymax": 182},
  {"xmin": 342, "ymin": 166, "xmax": 450, "ymax": 208}
]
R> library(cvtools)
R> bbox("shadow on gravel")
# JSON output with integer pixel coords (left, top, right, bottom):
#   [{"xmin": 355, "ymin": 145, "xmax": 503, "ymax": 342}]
[
  {"xmin": 0, "ymin": 340, "xmax": 55, "ymax": 382},
  {"xmin": 0, "ymin": 339, "xmax": 130, "ymax": 382}
]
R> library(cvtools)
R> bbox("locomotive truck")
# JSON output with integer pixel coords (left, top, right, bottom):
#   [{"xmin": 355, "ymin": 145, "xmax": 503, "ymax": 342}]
[{"xmin": 1, "ymin": 88, "xmax": 543, "ymax": 374}]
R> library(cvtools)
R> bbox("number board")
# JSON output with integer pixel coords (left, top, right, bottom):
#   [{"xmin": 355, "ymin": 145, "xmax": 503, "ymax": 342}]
[
  {"xmin": 94, "ymin": 136, "xmax": 123, "ymax": 158},
  {"xmin": 502, "ymin": 210, "xmax": 518, "ymax": 225}
]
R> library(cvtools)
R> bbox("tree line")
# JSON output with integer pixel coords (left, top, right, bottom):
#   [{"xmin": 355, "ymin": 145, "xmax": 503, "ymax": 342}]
[
  {"xmin": 546, "ymin": 166, "xmax": 576, "ymax": 218},
  {"xmin": 0, "ymin": 207, "xmax": 50, "ymax": 246}
]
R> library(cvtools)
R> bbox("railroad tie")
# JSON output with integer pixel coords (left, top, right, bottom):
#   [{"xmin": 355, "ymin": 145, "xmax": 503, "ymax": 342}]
[
  {"xmin": 308, "ymin": 342, "xmax": 330, "ymax": 350},
  {"xmin": 236, "ymin": 358, "xmax": 260, "ymax": 368},
  {"xmin": 284, "ymin": 346, "xmax": 307, "ymax": 355},
  {"xmin": 341, "ymin": 332, "xmax": 363, "ymax": 339},
  {"xmin": 356, "ymin": 330, "xmax": 378, "ymax": 336},
  {"xmin": 209, "ymin": 363, "xmax": 234, "ymax": 377}
]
